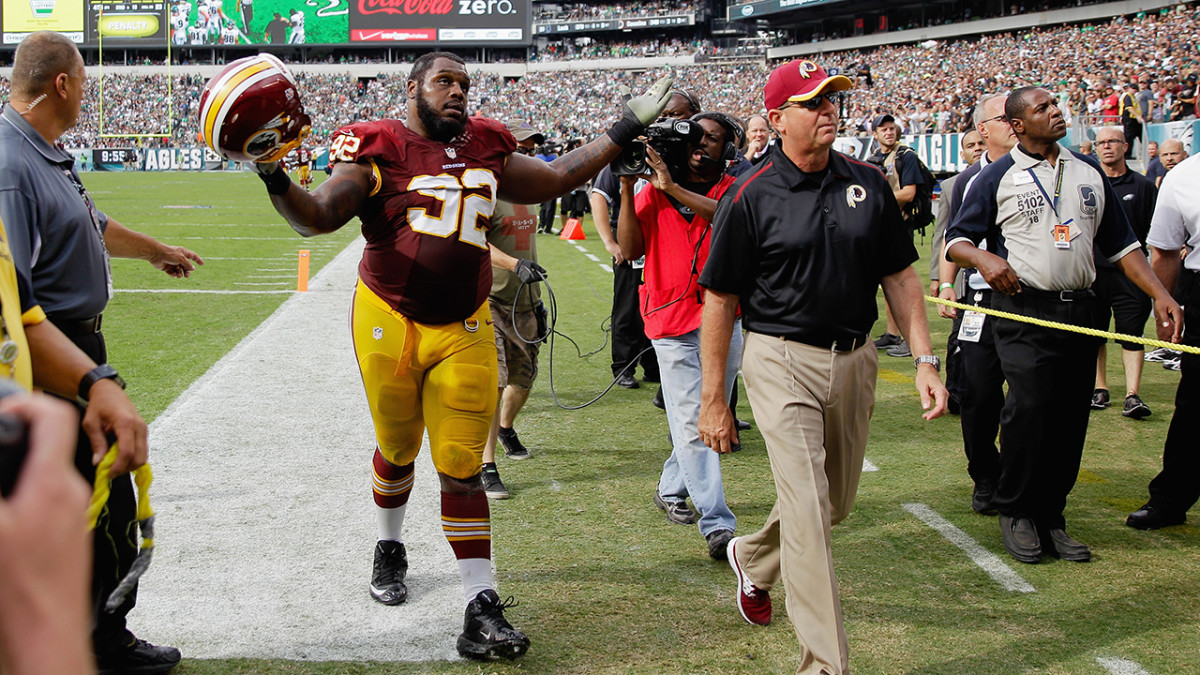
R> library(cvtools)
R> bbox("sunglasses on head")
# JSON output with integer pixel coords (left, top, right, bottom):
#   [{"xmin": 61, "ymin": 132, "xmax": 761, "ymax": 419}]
[{"xmin": 779, "ymin": 92, "xmax": 844, "ymax": 111}]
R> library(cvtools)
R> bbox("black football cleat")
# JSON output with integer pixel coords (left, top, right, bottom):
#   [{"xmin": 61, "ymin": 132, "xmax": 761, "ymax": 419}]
[
  {"xmin": 456, "ymin": 590, "xmax": 530, "ymax": 661},
  {"xmin": 369, "ymin": 540, "xmax": 408, "ymax": 605},
  {"xmin": 96, "ymin": 637, "xmax": 181, "ymax": 675}
]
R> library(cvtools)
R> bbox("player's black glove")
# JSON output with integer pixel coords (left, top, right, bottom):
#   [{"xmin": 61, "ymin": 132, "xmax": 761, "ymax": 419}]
[
  {"xmin": 606, "ymin": 76, "xmax": 674, "ymax": 147},
  {"xmin": 252, "ymin": 160, "xmax": 292, "ymax": 196},
  {"xmin": 515, "ymin": 259, "xmax": 548, "ymax": 284}
]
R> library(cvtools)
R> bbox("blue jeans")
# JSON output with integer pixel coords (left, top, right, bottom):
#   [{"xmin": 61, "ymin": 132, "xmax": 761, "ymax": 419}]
[{"xmin": 653, "ymin": 321, "xmax": 743, "ymax": 536}]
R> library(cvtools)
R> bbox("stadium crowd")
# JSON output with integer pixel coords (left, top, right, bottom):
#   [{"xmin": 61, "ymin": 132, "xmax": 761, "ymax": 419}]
[{"xmin": 0, "ymin": 5, "xmax": 1193, "ymax": 150}]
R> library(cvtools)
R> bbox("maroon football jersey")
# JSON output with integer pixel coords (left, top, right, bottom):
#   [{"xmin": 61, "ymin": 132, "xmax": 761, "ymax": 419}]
[{"xmin": 329, "ymin": 116, "xmax": 517, "ymax": 324}]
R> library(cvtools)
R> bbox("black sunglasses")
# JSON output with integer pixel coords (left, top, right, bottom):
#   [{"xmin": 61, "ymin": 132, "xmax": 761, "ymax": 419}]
[{"xmin": 779, "ymin": 92, "xmax": 844, "ymax": 111}]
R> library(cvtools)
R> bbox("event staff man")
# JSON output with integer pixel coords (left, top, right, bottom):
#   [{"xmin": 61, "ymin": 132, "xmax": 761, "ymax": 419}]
[
  {"xmin": 1127, "ymin": 151, "xmax": 1200, "ymax": 530},
  {"xmin": 946, "ymin": 87, "xmax": 1181, "ymax": 564},
  {"xmin": 250, "ymin": 51, "xmax": 672, "ymax": 660},
  {"xmin": 1090, "ymin": 127, "xmax": 1158, "ymax": 418},
  {"xmin": 0, "ymin": 31, "xmax": 203, "ymax": 673},
  {"xmin": 869, "ymin": 113, "xmax": 925, "ymax": 358},
  {"xmin": 1157, "ymin": 139, "xmax": 1188, "ymax": 187},
  {"xmin": 937, "ymin": 92, "xmax": 1016, "ymax": 515},
  {"xmin": 698, "ymin": 60, "xmax": 947, "ymax": 674},
  {"xmin": 480, "ymin": 119, "xmax": 551, "ymax": 500},
  {"xmin": 617, "ymin": 112, "xmax": 743, "ymax": 560}
]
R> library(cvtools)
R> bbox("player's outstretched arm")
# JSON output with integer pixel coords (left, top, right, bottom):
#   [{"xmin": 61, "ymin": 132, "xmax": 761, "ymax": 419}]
[
  {"xmin": 253, "ymin": 161, "xmax": 371, "ymax": 237},
  {"xmin": 498, "ymin": 76, "xmax": 673, "ymax": 204}
]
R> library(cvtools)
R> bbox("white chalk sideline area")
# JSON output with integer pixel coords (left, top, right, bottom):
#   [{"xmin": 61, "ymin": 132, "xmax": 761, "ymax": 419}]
[{"xmin": 135, "ymin": 237, "xmax": 464, "ymax": 662}]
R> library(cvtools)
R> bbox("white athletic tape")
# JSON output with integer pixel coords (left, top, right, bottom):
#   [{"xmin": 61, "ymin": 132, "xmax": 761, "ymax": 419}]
[{"xmin": 902, "ymin": 503, "xmax": 1036, "ymax": 594}]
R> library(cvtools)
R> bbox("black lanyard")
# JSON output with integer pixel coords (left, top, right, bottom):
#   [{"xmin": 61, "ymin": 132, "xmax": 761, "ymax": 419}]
[{"xmin": 1027, "ymin": 158, "xmax": 1065, "ymax": 221}]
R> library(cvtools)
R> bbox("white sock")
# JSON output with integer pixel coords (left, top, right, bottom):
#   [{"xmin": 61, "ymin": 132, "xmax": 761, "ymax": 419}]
[
  {"xmin": 376, "ymin": 504, "xmax": 406, "ymax": 543},
  {"xmin": 458, "ymin": 558, "xmax": 495, "ymax": 605}
]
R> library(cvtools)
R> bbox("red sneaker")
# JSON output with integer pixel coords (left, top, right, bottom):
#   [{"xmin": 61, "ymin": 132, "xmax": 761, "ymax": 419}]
[{"xmin": 727, "ymin": 537, "xmax": 771, "ymax": 626}]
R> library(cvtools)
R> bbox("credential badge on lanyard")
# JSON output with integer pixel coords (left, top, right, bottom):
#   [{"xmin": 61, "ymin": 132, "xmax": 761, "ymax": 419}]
[{"xmin": 64, "ymin": 168, "xmax": 114, "ymax": 299}]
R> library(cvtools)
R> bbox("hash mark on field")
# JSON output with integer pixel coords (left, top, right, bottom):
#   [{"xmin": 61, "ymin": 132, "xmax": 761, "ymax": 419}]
[
  {"xmin": 585, "ymin": 253, "xmax": 601, "ymax": 262},
  {"xmin": 1096, "ymin": 657, "xmax": 1151, "ymax": 675},
  {"xmin": 236, "ymin": 282, "xmax": 291, "ymax": 286},
  {"xmin": 574, "ymin": 245, "xmax": 588, "ymax": 252},
  {"xmin": 862, "ymin": 459, "xmax": 878, "ymax": 472},
  {"xmin": 248, "ymin": 275, "xmax": 295, "ymax": 279},
  {"xmin": 901, "ymin": 503, "xmax": 1035, "ymax": 593},
  {"xmin": 601, "ymin": 264, "xmax": 613, "ymax": 273},
  {"xmin": 199, "ymin": 257, "xmax": 295, "ymax": 261}
]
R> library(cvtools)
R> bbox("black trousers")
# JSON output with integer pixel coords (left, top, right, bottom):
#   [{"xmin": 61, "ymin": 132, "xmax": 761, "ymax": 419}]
[
  {"xmin": 991, "ymin": 291, "xmax": 1102, "ymax": 529},
  {"xmin": 538, "ymin": 199, "xmax": 557, "ymax": 233},
  {"xmin": 62, "ymin": 329, "xmax": 139, "ymax": 654},
  {"xmin": 611, "ymin": 261, "xmax": 656, "ymax": 379},
  {"xmin": 1123, "ymin": 119, "xmax": 1143, "ymax": 158},
  {"xmin": 957, "ymin": 289, "xmax": 1004, "ymax": 489},
  {"xmin": 1147, "ymin": 277, "xmax": 1200, "ymax": 514}
]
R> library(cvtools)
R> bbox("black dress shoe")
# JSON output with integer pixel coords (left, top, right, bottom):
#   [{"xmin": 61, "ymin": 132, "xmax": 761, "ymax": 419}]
[
  {"xmin": 972, "ymin": 483, "xmax": 998, "ymax": 515},
  {"xmin": 652, "ymin": 387, "xmax": 665, "ymax": 409},
  {"xmin": 1126, "ymin": 503, "xmax": 1187, "ymax": 530},
  {"xmin": 734, "ymin": 418, "xmax": 752, "ymax": 431},
  {"xmin": 616, "ymin": 373, "xmax": 639, "ymax": 389},
  {"xmin": 97, "ymin": 638, "xmax": 182, "ymax": 675},
  {"xmin": 999, "ymin": 515, "xmax": 1042, "ymax": 563},
  {"xmin": 1046, "ymin": 528, "xmax": 1091, "ymax": 562}
]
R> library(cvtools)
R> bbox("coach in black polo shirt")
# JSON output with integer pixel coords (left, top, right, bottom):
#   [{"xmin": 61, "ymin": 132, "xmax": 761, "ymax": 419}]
[{"xmin": 697, "ymin": 60, "xmax": 947, "ymax": 675}]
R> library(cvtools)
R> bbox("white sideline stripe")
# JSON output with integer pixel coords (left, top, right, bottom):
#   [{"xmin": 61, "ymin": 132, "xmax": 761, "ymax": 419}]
[
  {"xmin": 247, "ymin": 275, "xmax": 296, "ymax": 279},
  {"xmin": 198, "ymin": 257, "xmax": 295, "ymax": 261},
  {"xmin": 601, "ymin": 264, "xmax": 613, "ymax": 273},
  {"xmin": 114, "ymin": 289, "xmax": 295, "ymax": 294},
  {"xmin": 1097, "ymin": 657, "xmax": 1152, "ymax": 675},
  {"xmin": 901, "ymin": 503, "xmax": 1036, "ymax": 594},
  {"xmin": 141, "ymin": 235, "xmax": 461, "ymax": 662},
  {"xmin": 585, "ymin": 253, "xmax": 601, "ymax": 262},
  {"xmin": 257, "ymin": 268, "xmax": 297, "ymax": 271},
  {"xmin": 175, "ymin": 236, "xmax": 317, "ymax": 241},
  {"xmin": 862, "ymin": 458, "xmax": 878, "ymax": 472},
  {"xmin": 235, "ymin": 282, "xmax": 290, "ymax": 286}
]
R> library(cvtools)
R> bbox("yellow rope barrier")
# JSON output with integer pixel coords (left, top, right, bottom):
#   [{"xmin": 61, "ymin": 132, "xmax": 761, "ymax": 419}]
[
  {"xmin": 87, "ymin": 444, "xmax": 155, "ymax": 612},
  {"xmin": 925, "ymin": 295, "xmax": 1200, "ymax": 355}
]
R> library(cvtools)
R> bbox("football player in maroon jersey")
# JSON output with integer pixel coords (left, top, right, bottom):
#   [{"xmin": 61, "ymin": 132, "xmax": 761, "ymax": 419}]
[{"xmin": 248, "ymin": 52, "xmax": 671, "ymax": 660}]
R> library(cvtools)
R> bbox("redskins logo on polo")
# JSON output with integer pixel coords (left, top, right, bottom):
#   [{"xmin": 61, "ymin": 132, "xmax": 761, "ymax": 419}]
[{"xmin": 846, "ymin": 185, "xmax": 867, "ymax": 208}]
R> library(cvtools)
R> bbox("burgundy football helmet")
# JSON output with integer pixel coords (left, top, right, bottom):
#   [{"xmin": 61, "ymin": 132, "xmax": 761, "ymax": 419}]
[{"xmin": 199, "ymin": 54, "xmax": 311, "ymax": 163}]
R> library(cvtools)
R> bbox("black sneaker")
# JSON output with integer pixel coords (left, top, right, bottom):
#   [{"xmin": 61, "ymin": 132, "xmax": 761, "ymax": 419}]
[
  {"xmin": 706, "ymin": 529, "xmax": 734, "ymax": 560},
  {"xmin": 97, "ymin": 638, "xmax": 181, "ymax": 675},
  {"xmin": 497, "ymin": 427, "xmax": 531, "ymax": 460},
  {"xmin": 1090, "ymin": 388, "xmax": 1110, "ymax": 410},
  {"xmin": 1122, "ymin": 394, "xmax": 1151, "ymax": 419},
  {"xmin": 653, "ymin": 490, "xmax": 697, "ymax": 525},
  {"xmin": 456, "ymin": 590, "xmax": 530, "ymax": 661},
  {"xmin": 369, "ymin": 540, "xmax": 408, "ymax": 605},
  {"xmin": 885, "ymin": 341, "xmax": 912, "ymax": 358},
  {"xmin": 874, "ymin": 332, "xmax": 903, "ymax": 349},
  {"xmin": 482, "ymin": 464, "xmax": 510, "ymax": 500},
  {"xmin": 616, "ymin": 373, "xmax": 639, "ymax": 389}
]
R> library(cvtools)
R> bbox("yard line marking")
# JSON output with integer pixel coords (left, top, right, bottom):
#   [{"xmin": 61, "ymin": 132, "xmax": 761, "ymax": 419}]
[
  {"xmin": 901, "ymin": 503, "xmax": 1036, "ymax": 594},
  {"xmin": 247, "ymin": 275, "xmax": 295, "ymax": 279},
  {"xmin": 585, "ymin": 253, "xmax": 601, "ymax": 262},
  {"xmin": 1096, "ymin": 657, "xmax": 1151, "ymax": 675},
  {"xmin": 196, "ymin": 257, "xmax": 295, "ymax": 261},
  {"xmin": 236, "ymin": 282, "xmax": 290, "ymax": 286},
  {"xmin": 256, "ymin": 268, "xmax": 297, "ymax": 272},
  {"xmin": 574, "ymin": 245, "xmax": 588, "ymax": 252},
  {"xmin": 115, "ymin": 289, "xmax": 295, "ymax": 294},
  {"xmin": 175, "ymin": 236, "xmax": 311, "ymax": 241},
  {"xmin": 600, "ymin": 264, "xmax": 613, "ymax": 273},
  {"xmin": 862, "ymin": 459, "xmax": 878, "ymax": 472}
]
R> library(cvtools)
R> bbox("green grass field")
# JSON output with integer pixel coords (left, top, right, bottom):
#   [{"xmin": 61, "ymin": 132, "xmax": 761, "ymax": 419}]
[{"xmin": 83, "ymin": 171, "xmax": 1200, "ymax": 674}]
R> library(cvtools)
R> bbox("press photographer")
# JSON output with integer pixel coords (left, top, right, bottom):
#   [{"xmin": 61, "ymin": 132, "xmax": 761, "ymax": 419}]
[{"xmin": 616, "ymin": 112, "xmax": 746, "ymax": 560}]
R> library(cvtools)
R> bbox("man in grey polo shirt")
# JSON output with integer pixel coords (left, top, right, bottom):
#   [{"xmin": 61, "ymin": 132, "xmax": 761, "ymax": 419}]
[
  {"xmin": 0, "ymin": 31, "xmax": 202, "ymax": 674},
  {"xmin": 946, "ymin": 87, "xmax": 1181, "ymax": 565}
]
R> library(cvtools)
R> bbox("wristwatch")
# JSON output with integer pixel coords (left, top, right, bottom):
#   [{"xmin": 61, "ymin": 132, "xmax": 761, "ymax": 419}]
[
  {"xmin": 913, "ymin": 355, "xmax": 941, "ymax": 372},
  {"xmin": 79, "ymin": 364, "xmax": 126, "ymax": 402}
]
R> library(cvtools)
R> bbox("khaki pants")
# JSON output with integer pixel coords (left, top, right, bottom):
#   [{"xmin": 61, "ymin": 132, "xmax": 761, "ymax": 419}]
[{"xmin": 736, "ymin": 332, "xmax": 877, "ymax": 675}]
